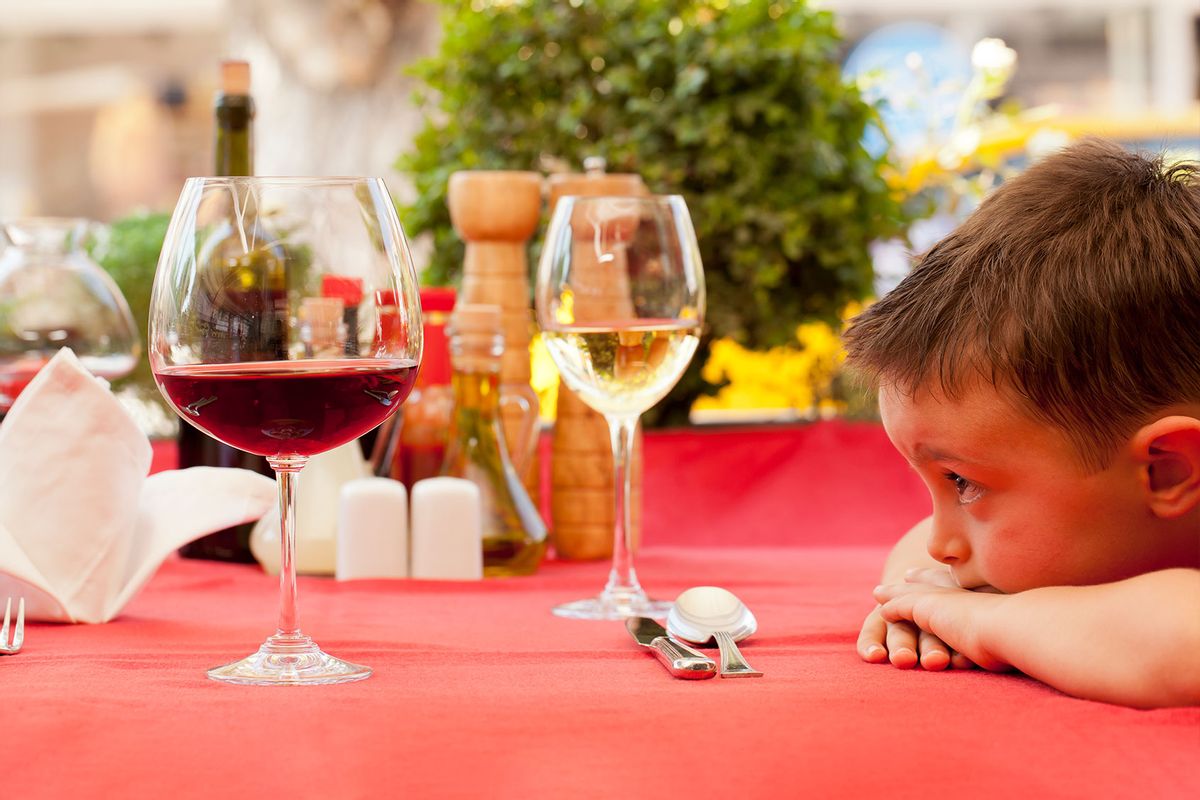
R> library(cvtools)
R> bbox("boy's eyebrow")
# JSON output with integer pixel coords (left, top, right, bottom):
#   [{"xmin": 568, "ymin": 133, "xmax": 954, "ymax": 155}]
[{"xmin": 911, "ymin": 443, "xmax": 971, "ymax": 465}]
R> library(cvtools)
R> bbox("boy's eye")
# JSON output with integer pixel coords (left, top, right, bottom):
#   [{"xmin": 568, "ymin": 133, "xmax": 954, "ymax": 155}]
[{"xmin": 943, "ymin": 471, "xmax": 984, "ymax": 505}]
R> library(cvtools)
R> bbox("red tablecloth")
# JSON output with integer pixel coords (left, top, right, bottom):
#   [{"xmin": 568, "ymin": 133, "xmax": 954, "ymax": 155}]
[{"xmin": 8, "ymin": 423, "xmax": 1199, "ymax": 798}]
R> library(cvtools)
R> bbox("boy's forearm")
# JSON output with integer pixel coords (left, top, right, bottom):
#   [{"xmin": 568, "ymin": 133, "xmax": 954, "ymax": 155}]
[
  {"xmin": 881, "ymin": 516, "xmax": 941, "ymax": 583},
  {"xmin": 981, "ymin": 569, "xmax": 1200, "ymax": 708}
]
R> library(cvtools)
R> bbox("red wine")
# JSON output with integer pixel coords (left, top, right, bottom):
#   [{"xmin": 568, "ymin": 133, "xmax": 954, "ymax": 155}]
[{"xmin": 156, "ymin": 359, "xmax": 418, "ymax": 458}]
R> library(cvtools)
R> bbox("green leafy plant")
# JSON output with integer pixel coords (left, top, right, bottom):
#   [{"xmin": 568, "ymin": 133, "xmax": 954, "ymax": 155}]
[
  {"xmin": 89, "ymin": 212, "xmax": 171, "ymax": 397},
  {"xmin": 397, "ymin": 0, "xmax": 914, "ymax": 424}
]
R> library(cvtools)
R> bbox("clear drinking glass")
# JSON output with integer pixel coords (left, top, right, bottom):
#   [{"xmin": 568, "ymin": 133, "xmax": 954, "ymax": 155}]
[
  {"xmin": 0, "ymin": 218, "xmax": 139, "ymax": 413},
  {"xmin": 535, "ymin": 195, "xmax": 705, "ymax": 619},
  {"xmin": 149, "ymin": 177, "xmax": 422, "ymax": 684}
]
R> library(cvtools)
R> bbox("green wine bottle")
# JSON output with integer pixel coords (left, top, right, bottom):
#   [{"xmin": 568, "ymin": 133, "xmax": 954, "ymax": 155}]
[{"xmin": 178, "ymin": 60, "xmax": 278, "ymax": 563}]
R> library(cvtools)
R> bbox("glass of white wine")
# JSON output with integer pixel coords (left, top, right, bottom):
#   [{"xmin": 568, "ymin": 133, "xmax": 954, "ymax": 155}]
[{"xmin": 535, "ymin": 195, "xmax": 705, "ymax": 619}]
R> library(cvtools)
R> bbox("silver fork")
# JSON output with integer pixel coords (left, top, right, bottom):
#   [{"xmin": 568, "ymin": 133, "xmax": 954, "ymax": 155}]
[{"xmin": 0, "ymin": 597, "xmax": 24, "ymax": 655}]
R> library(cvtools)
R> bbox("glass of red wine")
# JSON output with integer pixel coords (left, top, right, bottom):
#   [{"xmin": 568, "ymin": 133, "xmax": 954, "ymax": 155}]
[{"xmin": 149, "ymin": 177, "xmax": 422, "ymax": 685}]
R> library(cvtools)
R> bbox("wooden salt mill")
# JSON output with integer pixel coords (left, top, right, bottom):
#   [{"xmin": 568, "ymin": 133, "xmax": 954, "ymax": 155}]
[
  {"xmin": 447, "ymin": 171, "xmax": 543, "ymax": 502},
  {"xmin": 546, "ymin": 163, "xmax": 649, "ymax": 560}
]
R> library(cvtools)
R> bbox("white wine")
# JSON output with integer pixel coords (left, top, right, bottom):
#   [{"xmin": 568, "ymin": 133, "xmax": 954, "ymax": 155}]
[{"xmin": 543, "ymin": 321, "xmax": 700, "ymax": 418}]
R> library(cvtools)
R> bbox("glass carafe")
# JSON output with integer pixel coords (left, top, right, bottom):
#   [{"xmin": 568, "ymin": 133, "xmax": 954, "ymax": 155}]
[
  {"xmin": 441, "ymin": 304, "xmax": 547, "ymax": 576},
  {"xmin": 0, "ymin": 218, "xmax": 139, "ymax": 412}
]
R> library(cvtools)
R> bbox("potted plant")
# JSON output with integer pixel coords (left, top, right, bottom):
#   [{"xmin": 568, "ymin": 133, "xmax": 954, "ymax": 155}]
[{"xmin": 396, "ymin": 0, "xmax": 915, "ymax": 424}]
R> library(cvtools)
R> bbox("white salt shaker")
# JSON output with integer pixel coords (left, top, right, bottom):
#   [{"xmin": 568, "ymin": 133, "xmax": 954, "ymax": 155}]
[
  {"xmin": 335, "ymin": 477, "xmax": 409, "ymax": 581},
  {"xmin": 410, "ymin": 477, "xmax": 483, "ymax": 580}
]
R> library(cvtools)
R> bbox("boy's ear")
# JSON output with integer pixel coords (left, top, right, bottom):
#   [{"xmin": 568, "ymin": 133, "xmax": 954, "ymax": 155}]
[{"xmin": 1130, "ymin": 416, "xmax": 1200, "ymax": 518}]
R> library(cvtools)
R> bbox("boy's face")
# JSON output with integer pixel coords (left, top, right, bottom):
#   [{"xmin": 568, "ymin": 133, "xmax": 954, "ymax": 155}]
[{"xmin": 878, "ymin": 380, "xmax": 1158, "ymax": 593}]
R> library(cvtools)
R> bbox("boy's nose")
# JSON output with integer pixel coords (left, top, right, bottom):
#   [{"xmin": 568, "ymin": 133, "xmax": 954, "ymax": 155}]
[{"xmin": 928, "ymin": 513, "xmax": 970, "ymax": 565}]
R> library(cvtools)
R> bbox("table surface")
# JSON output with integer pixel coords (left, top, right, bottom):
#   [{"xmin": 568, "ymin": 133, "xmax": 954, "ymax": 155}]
[{"xmin": 7, "ymin": 423, "xmax": 1200, "ymax": 799}]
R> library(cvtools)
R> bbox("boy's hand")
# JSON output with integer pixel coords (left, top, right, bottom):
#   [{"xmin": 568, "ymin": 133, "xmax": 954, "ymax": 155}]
[
  {"xmin": 857, "ymin": 567, "xmax": 977, "ymax": 671},
  {"xmin": 873, "ymin": 581, "xmax": 1012, "ymax": 672}
]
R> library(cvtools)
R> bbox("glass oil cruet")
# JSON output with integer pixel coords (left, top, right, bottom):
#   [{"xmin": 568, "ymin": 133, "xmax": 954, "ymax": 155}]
[
  {"xmin": 441, "ymin": 303, "xmax": 547, "ymax": 576},
  {"xmin": 0, "ymin": 218, "xmax": 139, "ymax": 413}
]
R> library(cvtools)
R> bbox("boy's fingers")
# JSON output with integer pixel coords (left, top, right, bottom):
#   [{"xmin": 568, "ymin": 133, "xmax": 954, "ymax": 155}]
[
  {"xmin": 949, "ymin": 650, "xmax": 976, "ymax": 670},
  {"xmin": 857, "ymin": 607, "xmax": 888, "ymax": 662},
  {"xmin": 873, "ymin": 583, "xmax": 903, "ymax": 603},
  {"xmin": 905, "ymin": 567, "xmax": 959, "ymax": 588},
  {"xmin": 918, "ymin": 630, "xmax": 951, "ymax": 670},
  {"xmin": 877, "ymin": 594, "xmax": 916, "ymax": 624},
  {"xmin": 876, "ymin": 582, "xmax": 960, "ymax": 605},
  {"xmin": 885, "ymin": 620, "xmax": 919, "ymax": 669}
]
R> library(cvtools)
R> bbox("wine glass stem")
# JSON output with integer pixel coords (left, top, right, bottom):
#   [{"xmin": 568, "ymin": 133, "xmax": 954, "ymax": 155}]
[
  {"xmin": 604, "ymin": 414, "xmax": 642, "ymax": 596},
  {"xmin": 268, "ymin": 456, "xmax": 308, "ymax": 637}
]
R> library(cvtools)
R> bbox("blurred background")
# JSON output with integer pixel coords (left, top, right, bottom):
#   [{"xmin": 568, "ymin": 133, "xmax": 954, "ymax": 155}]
[
  {"xmin": 0, "ymin": 0, "xmax": 441, "ymax": 218},
  {"xmin": 2, "ymin": 0, "xmax": 1195, "ymax": 220},
  {"xmin": 1, "ymin": 0, "xmax": 1197, "ymax": 426}
]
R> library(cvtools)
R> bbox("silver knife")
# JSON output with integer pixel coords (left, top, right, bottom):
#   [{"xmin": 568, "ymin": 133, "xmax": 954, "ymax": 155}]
[{"xmin": 626, "ymin": 617, "xmax": 717, "ymax": 679}]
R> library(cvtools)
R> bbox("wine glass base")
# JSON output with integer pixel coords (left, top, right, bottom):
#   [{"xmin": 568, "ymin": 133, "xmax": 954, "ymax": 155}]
[
  {"xmin": 552, "ymin": 594, "xmax": 673, "ymax": 621},
  {"xmin": 207, "ymin": 633, "xmax": 371, "ymax": 686}
]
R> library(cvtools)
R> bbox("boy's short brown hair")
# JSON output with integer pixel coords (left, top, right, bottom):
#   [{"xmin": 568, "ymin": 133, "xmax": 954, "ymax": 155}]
[{"xmin": 843, "ymin": 137, "xmax": 1200, "ymax": 470}]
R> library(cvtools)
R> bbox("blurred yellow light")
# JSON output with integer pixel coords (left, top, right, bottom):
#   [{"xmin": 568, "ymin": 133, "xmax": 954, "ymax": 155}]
[
  {"xmin": 554, "ymin": 289, "xmax": 575, "ymax": 325},
  {"xmin": 530, "ymin": 333, "xmax": 560, "ymax": 421}
]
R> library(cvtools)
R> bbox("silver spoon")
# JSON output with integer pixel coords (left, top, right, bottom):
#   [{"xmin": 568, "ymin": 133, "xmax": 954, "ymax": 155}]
[{"xmin": 667, "ymin": 586, "xmax": 763, "ymax": 678}]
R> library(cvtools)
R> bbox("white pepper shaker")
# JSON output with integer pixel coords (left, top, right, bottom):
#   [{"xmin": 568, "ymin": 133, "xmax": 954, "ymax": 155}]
[
  {"xmin": 335, "ymin": 477, "xmax": 408, "ymax": 581},
  {"xmin": 409, "ymin": 477, "xmax": 483, "ymax": 580}
]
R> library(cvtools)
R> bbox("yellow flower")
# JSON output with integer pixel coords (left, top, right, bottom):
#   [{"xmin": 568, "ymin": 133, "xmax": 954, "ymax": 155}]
[{"xmin": 691, "ymin": 302, "xmax": 864, "ymax": 417}]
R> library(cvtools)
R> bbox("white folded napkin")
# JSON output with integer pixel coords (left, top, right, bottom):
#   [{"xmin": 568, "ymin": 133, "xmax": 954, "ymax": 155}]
[{"xmin": 0, "ymin": 348, "xmax": 276, "ymax": 623}]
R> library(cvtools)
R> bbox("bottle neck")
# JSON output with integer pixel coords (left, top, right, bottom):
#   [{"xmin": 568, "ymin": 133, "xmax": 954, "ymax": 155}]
[
  {"xmin": 416, "ymin": 310, "xmax": 452, "ymax": 388},
  {"xmin": 215, "ymin": 94, "xmax": 254, "ymax": 176},
  {"xmin": 451, "ymin": 369, "xmax": 501, "ymax": 418}
]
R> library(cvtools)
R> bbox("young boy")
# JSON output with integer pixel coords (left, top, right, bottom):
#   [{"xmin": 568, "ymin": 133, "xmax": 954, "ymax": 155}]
[{"xmin": 842, "ymin": 138, "xmax": 1200, "ymax": 708}]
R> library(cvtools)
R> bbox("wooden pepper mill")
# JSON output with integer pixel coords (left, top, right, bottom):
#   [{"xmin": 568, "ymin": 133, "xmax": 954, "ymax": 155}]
[
  {"xmin": 447, "ymin": 171, "xmax": 543, "ymax": 503},
  {"xmin": 546, "ymin": 164, "xmax": 649, "ymax": 560}
]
